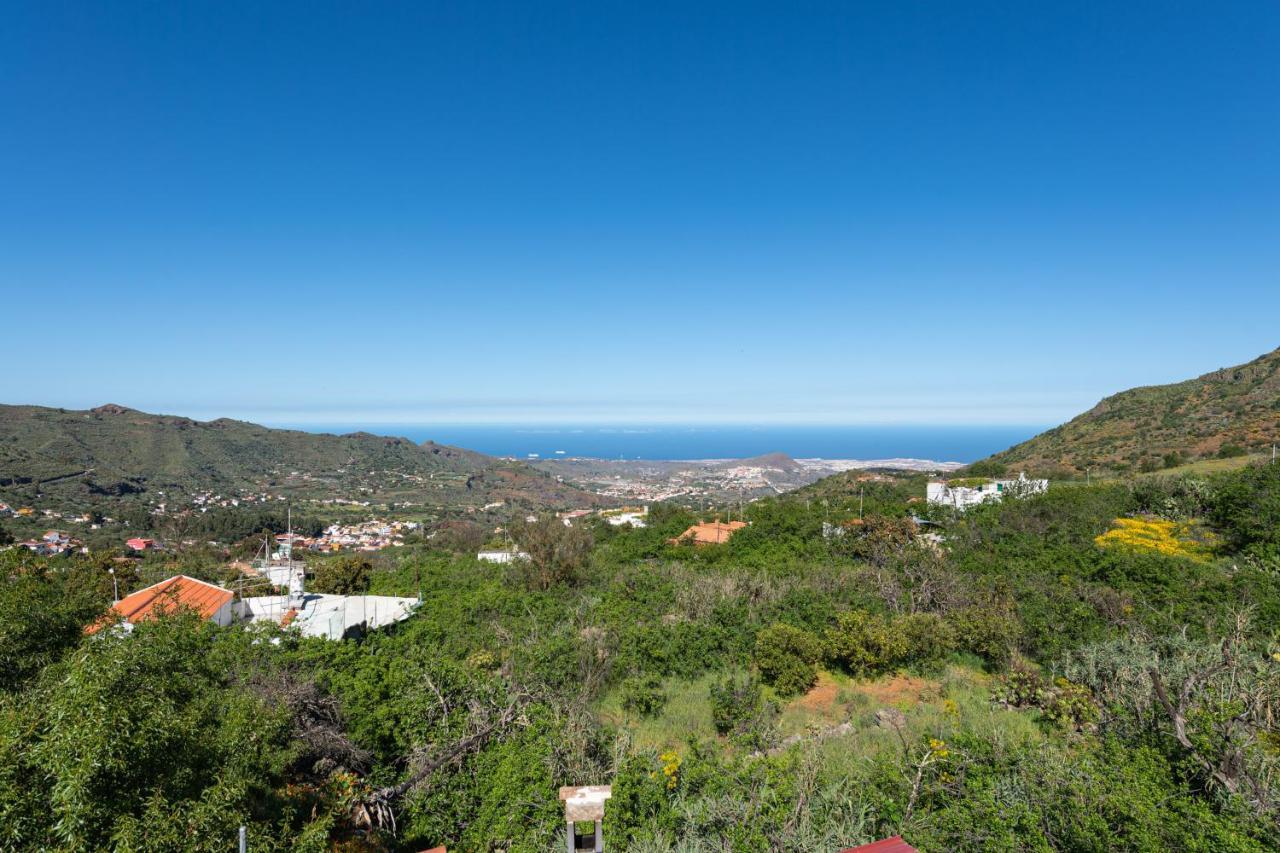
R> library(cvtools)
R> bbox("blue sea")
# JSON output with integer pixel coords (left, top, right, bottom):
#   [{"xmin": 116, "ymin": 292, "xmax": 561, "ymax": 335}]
[{"xmin": 280, "ymin": 424, "xmax": 1044, "ymax": 463}]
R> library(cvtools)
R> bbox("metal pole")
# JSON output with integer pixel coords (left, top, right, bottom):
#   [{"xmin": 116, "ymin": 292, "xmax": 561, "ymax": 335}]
[
  {"xmin": 594, "ymin": 820, "xmax": 603, "ymax": 852},
  {"xmin": 566, "ymin": 821, "xmax": 575, "ymax": 853},
  {"xmin": 238, "ymin": 825, "xmax": 247, "ymax": 853}
]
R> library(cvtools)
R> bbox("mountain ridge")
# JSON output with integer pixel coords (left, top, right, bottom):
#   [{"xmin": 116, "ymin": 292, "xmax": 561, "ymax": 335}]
[
  {"xmin": 0, "ymin": 403, "xmax": 602, "ymax": 510},
  {"xmin": 981, "ymin": 347, "xmax": 1280, "ymax": 475}
]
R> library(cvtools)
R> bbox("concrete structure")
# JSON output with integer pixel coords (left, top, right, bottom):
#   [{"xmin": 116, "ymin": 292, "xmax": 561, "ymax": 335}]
[
  {"xmin": 559, "ymin": 785, "xmax": 611, "ymax": 852},
  {"xmin": 239, "ymin": 592, "xmax": 419, "ymax": 640},
  {"xmin": 926, "ymin": 472, "xmax": 1047, "ymax": 510}
]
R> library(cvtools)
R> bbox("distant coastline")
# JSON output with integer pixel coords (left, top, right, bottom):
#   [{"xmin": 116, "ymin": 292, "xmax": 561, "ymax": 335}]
[{"xmin": 276, "ymin": 423, "xmax": 1045, "ymax": 464}]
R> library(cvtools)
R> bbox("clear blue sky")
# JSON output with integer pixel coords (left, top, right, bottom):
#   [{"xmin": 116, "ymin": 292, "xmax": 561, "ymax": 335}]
[{"xmin": 2, "ymin": 1, "xmax": 1277, "ymax": 426}]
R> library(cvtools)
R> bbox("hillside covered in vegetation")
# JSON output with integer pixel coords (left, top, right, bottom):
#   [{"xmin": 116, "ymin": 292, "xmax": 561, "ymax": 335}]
[
  {"xmin": 3, "ymin": 458, "xmax": 1280, "ymax": 850},
  {"xmin": 981, "ymin": 347, "xmax": 1280, "ymax": 476},
  {"xmin": 0, "ymin": 403, "xmax": 601, "ymax": 512}
]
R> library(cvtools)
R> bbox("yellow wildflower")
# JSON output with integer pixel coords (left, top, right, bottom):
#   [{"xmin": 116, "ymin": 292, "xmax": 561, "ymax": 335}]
[
  {"xmin": 659, "ymin": 750, "xmax": 681, "ymax": 790},
  {"xmin": 1094, "ymin": 517, "xmax": 1217, "ymax": 561}
]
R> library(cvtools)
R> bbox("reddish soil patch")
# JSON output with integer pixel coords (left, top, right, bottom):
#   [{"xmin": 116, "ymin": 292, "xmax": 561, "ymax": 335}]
[
  {"xmin": 797, "ymin": 672, "xmax": 842, "ymax": 714},
  {"xmin": 858, "ymin": 674, "xmax": 939, "ymax": 707}
]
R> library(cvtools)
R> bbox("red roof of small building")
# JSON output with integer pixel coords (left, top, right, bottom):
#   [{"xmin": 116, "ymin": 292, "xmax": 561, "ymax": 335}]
[
  {"xmin": 842, "ymin": 837, "xmax": 917, "ymax": 853},
  {"xmin": 87, "ymin": 575, "xmax": 234, "ymax": 634},
  {"xmin": 669, "ymin": 520, "xmax": 747, "ymax": 546}
]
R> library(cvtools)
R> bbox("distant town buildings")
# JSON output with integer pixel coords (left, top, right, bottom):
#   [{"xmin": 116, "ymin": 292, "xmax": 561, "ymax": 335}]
[
  {"xmin": 926, "ymin": 472, "xmax": 1048, "ymax": 509},
  {"xmin": 256, "ymin": 520, "xmax": 420, "ymax": 554},
  {"xmin": 16, "ymin": 530, "xmax": 85, "ymax": 556}
]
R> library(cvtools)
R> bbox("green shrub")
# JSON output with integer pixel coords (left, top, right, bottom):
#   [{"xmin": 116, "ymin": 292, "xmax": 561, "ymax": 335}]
[
  {"xmin": 947, "ymin": 603, "xmax": 1020, "ymax": 666},
  {"xmin": 753, "ymin": 623, "xmax": 821, "ymax": 697},
  {"xmin": 824, "ymin": 610, "xmax": 904, "ymax": 675},
  {"xmin": 1210, "ymin": 461, "xmax": 1280, "ymax": 554},
  {"xmin": 621, "ymin": 675, "xmax": 667, "ymax": 717},
  {"xmin": 994, "ymin": 658, "xmax": 1098, "ymax": 730},
  {"xmin": 896, "ymin": 611, "xmax": 956, "ymax": 667},
  {"xmin": 708, "ymin": 674, "xmax": 777, "ymax": 748}
]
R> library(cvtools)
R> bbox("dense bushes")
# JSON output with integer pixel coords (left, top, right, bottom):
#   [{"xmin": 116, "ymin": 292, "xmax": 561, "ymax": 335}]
[
  {"xmin": 709, "ymin": 674, "xmax": 776, "ymax": 749},
  {"xmin": 4, "ymin": 462, "xmax": 1280, "ymax": 849},
  {"xmin": 753, "ymin": 623, "xmax": 822, "ymax": 696},
  {"xmin": 309, "ymin": 554, "xmax": 373, "ymax": 595},
  {"xmin": 1211, "ymin": 461, "xmax": 1280, "ymax": 557},
  {"xmin": 621, "ymin": 675, "xmax": 667, "ymax": 717}
]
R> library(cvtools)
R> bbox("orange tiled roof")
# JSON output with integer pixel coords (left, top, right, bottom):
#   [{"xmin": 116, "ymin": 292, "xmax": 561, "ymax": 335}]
[
  {"xmin": 842, "ymin": 837, "xmax": 917, "ymax": 853},
  {"xmin": 670, "ymin": 520, "xmax": 747, "ymax": 546},
  {"xmin": 87, "ymin": 575, "xmax": 234, "ymax": 634}
]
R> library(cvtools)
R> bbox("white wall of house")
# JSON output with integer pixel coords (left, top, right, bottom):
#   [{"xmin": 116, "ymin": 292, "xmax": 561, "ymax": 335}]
[
  {"xmin": 927, "ymin": 473, "xmax": 1048, "ymax": 509},
  {"xmin": 477, "ymin": 550, "xmax": 530, "ymax": 564},
  {"xmin": 212, "ymin": 598, "xmax": 237, "ymax": 627}
]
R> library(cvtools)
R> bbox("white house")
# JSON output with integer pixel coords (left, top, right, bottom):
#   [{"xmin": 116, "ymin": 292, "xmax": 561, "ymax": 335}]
[
  {"xmin": 477, "ymin": 549, "xmax": 531, "ymax": 564},
  {"xmin": 926, "ymin": 472, "xmax": 1048, "ymax": 509},
  {"xmin": 604, "ymin": 506, "xmax": 649, "ymax": 528}
]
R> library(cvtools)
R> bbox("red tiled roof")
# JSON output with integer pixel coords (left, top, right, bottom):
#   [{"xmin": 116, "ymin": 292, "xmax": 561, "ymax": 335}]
[
  {"xmin": 669, "ymin": 520, "xmax": 747, "ymax": 546},
  {"xmin": 87, "ymin": 575, "xmax": 234, "ymax": 634},
  {"xmin": 842, "ymin": 837, "xmax": 917, "ymax": 853}
]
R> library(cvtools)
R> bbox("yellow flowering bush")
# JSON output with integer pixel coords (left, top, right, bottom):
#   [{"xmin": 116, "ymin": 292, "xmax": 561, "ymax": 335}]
[
  {"xmin": 1094, "ymin": 517, "xmax": 1218, "ymax": 561},
  {"xmin": 659, "ymin": 750, "xmax": 682, "ymax": 791}
]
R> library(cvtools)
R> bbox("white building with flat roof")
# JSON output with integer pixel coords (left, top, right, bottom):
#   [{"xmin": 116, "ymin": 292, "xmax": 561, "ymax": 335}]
[
  {"xmin": 477, "ymin": 549, "xmax": 530, "ymax": 564},
  {"xmin": 927, "ymin": 472, "xmax": 1048, "ymax": 509}
]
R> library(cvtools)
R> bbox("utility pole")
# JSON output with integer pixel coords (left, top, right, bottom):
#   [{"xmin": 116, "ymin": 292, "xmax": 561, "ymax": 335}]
[{"xmin": 108, "ymin": 567, "xmax": 118, "ymax": 603}]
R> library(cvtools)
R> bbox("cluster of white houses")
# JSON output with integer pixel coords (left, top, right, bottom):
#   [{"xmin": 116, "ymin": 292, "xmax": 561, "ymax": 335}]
[{"xmin": 926, "ymin": 472, "xmax": 1048, "ymax": 509}]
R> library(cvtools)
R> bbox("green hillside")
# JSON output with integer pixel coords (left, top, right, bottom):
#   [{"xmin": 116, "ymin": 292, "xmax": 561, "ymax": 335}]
[
  {"xmin": 0, "ymin": 403, "xmax": 600, "ymax": 510},
  {"xmin": 983, "ymin": 348, "xmax": 1280, "ymax": 476}
]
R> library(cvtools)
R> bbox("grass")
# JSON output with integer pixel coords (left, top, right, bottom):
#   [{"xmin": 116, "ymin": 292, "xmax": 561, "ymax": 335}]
[
  {"xmin": 813, "ymin": 663, "xmax": 1042, "ymax": 774},
  {"xmin": 1143, "ymin": 453, "xmax": 1268, "ymax": 478},
  {"xmin": 596, "ymin": 671, "xmax": 724, "ymax": 752},
  {"xmin": 595, "ymin": 661, "xmax": 1039, "ymax": 762}
]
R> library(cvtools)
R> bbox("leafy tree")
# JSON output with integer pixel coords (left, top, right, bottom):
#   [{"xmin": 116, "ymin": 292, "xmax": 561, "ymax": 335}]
[
  {"xmin": 8, "ymin": 616, "xmax": 314, "ymax": 850},
  {"xmin": 0, "ymin": 564, "xmax": 104, "ymax": 692},
  {"xmin": 310, "ymin": 555, "xmax": 373, "ymax": 595},
  {"xmin": 509, "ymin": 515, "xmax": 593, "ymax": 590}
]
